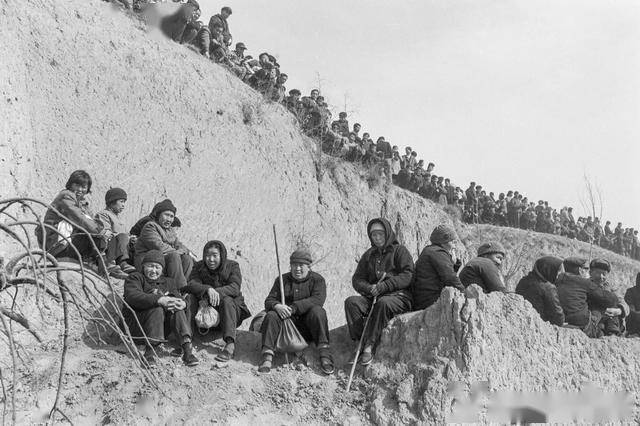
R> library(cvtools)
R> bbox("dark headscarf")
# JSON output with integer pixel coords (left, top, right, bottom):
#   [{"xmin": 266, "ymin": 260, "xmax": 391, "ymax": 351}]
[
  {"xmin": 202, "ymin": 240, "xmax": 228, "ymax": 271},
  {"xmin": 533, "ymin": 256, "xmax": 563, "ymax": 284},
  {"xmin": 366, "ymin": 217, "xmax": 397, "ymax": 250}
]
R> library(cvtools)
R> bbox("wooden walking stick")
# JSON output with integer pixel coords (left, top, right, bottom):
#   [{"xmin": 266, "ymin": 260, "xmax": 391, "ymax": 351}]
[
  {"xmin": 272, "ymin": 224, "xmax": 289, "ymax": 365},
  {"xmin": 346, "ymin": 272, "xmax": 386, "ymax": 392}
]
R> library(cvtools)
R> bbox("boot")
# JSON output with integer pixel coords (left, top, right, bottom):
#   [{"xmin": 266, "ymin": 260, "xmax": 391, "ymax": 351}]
[{"xmin": 182, "ymin": 342, "xmax": 199, "ymax": 367}]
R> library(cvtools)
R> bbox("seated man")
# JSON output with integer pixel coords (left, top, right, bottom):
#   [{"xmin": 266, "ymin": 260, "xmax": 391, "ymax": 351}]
[
  {"xmin": 134, "ymin": 199, "xmax": 192, "ymax": 288},
  {"xmin": 411, "ymin": 224, "xmax": 465, "ymax": 311},
  {"xmin": 258, "ymin": 249, "xmax": 333, "ymax": 375},
  {"xmin": 459, "ymin": 242, "xmax": 507, "ymax": 293},
  {"xmin": 122, "ymin": 250, "xmax": 198, "ymax": 366},
  {"xmin": 182, "ymin": 240, "xmax": 251, "ymax": 362},
  {"xmin": 588, "ymin": 258, "xmax": 627, "ymax": 336},
  {"xmin": 556, "ymin": 257, "xmax": 618, "ymax": 337},
  {"xmin": 344, "ymin": 218, "xmax": 414, "ymax": 365},
  {"xmin": 95, "ymin": 187, "xmax": 136, "ymax": 279},
  {"xmin": 515, "ymin": 256, "xmax": 565, "ymax": 326}
]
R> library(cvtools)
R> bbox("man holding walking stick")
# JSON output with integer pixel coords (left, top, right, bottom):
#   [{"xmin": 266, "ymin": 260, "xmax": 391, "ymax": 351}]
[{"xmin": 344, "ymin": 218, "xmax": 415, "ymax": 366}]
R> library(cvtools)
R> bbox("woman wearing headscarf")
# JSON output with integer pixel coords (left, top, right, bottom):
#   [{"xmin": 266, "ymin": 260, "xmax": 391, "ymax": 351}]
[
  {"xmin": 515, "ymin": 256, "xmax": 565, "ymax": 326},
  {"xmin": 182, "ymin": 240, "xmax": 251, "ymax": 362}
]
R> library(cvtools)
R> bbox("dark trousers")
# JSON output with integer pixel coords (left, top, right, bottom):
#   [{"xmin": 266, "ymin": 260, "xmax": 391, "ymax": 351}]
[
  {"xmin": 189, "ymin": 295, "xmax": 244, "ymax": 341},
  {"xmin": 163, "ymin": 251, "xmax": 192, "ymax": 288},
  {"xmin": 260, "ymin": 306, "xmax": 330, "ymax": 352},
  {"xmin": 58, "ymin": 234, "xmax": 106, "ymax": 261},
  {"xmin": 344, "ymin": 294, "xmax": 411, "ymax": 348},
  {"xmin": 105, "ymin": 233, "xmax": 130, "ymax": 264},
  {"xmin": 124, "ymin": 294, "xmax": 194, "ymax": 346}
]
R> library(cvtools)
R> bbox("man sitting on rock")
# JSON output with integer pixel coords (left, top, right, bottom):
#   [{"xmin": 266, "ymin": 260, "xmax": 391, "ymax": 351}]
[
  {"xmin": 556, "ymin": 257, "xmax": 619, "ymax": 337},
  {"xmin": 182, "ymin": 240, "xmax": 251, "ymax": 362},
  {"xmin": 123, "ymin": 250, "xmax": 198, "ymax": 366},
  {"xmin": 258, "ymin": 249, "xmax": 333, "ymax": 375},
  {"xmin": 588, "ymin": 258, "xmax": 627, "ymax": 336},
  {"xmin": 459, "ymin": 242, "xmax": 507, "ymax": 293},
  {"xmin": 411, "ymin": 224, "xmax": 465, "ymax": 311},
  {"xmin": 134, "ymin": 199, "xmax": 193, "ymax": 288},
  {"xmin": 515, "ymin": 256, "xmax": 565, "ymax": 326},
  {"xmin": 344, "ymin": 218, "xmax": 414, "ymax": 365}
]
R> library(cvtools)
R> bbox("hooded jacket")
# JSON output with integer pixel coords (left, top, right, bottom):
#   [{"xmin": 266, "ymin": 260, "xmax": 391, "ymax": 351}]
[
  {"xmin": 556, "ymin": 271, "xmax": 618, "ymax": 327},
  {"xmin": 182, "ymin": 240, "xmax": 251, "ymax": 321},
  {"xmin": 515, "ymin": 256, "xmax": 565, "ymax": 326},
  {"xmin": 352, "ymin": 218, "xmax": 415, "ymax": 301},
  {"xmin": 459, "ymin": 257, "xmax": 506, "ymax": 293},
  {"xmin": 411, "ymin": 244, "xmax": 464, "ymax": 311}
]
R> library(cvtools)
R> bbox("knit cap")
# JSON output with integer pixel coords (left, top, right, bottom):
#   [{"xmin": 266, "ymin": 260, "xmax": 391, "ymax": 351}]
[
  {"xmin": 430, "ymin": 224, "xmax": 457, "ymax": 245},
  {"xmin": 142, "ymin": 250, "xmax": 165, "ymax": 268},
  {"xmin": 105, "ymin": 187, "xmax": 127, "ymax": 205},
  {"xmin": 153, "ymin": 199, "xmax": 177, "ymax": 216}
]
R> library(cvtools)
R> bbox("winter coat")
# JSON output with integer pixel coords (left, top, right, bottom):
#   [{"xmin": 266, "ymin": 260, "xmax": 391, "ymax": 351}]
[
  {"xmin": 556, "ymin": 272, "xmax": 618, "ymax": 327},
  {"xmin": 459, "ymin": 257, "xmax": 506, "ymax": 293},
  {"xmin": 35, "ymin": 189, "xmax": 102, "ymax": 252},
  {"xmin": 625, "ymin": 285, "xmax": 640, "ymax": 312},
  {"xmin": 375, "ymin": 140, "xmax": 393, "ymax": 159},
  {"xmin": 411, "ymin": 244, "xmax": 464, "ymax": 310},
  {"xmin": 352, "ymin": 218, "xmax": 415, "ymax": 303},
  {"xmin": 134, "ymin": 221, "xmax": 186, "ymax": 266},
  {"xmin": 123, "ymin": 272, "xmax": 181, "ymax": 312},
  {"xmin": 182, "ymin": 240, "xmax": 251, "ymax": 321},
  {"xmin": 95, "ymin": 209, "xmax": 127, "ymax": 236},
  {"xmin": 208, "ymin": 14, "xmax": 230, "ymax": 43},
  {"xmin": 515, "ymin": 256, "xmax": 565, "ymax": 326},
  {"xmin": 264, "ymin": 271, "xmax": 326, "ymax": 316}
]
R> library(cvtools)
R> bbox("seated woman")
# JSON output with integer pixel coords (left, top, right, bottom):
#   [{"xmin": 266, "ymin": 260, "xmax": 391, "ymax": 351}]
[
  {"xmin": 258, "ymin": 249, "xmax": 334, "ymax": 375},
  {"xmin": 182, "ymin": 240, "xmax": 251, "ymax": 362},
  {"xmin": 134, "ymin": 199, "xmax": 192, "ymax": 288},
  {"xmin": 122, "ymin": 250, "xmax": 198, "ymax": 366},
  {"xmin": 36, "ymin": 170, "xmax": 105, "ymax": 262}
]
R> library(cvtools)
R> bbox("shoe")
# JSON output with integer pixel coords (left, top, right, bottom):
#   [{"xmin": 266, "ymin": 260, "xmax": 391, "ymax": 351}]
[
  {"xmin": 119, "ymin": 262, "xmax": 136, "ymax": 274},
  {"xmin": 359, "ymin": 351, "xmax": 373, "ymax": 366},
  {"xmin": 169, "ymin": 347, "xmax": 183, "ymax": 357},
  {"xmin": 258, "ymin": 353, "xmax": 272, "ymax": 373},
  {"xmin": 143, "ymin": 347, "xmax": 157, "ymax": 366},
  {"xmin": 108, "ymin": 265, "xmax": 129, "ymax": 280},
  {"xmin": 320, "ymin": 357, "xmax": 334, "ymax": 375},
  {"xmin": 215, "ymin": 342, "xmax": 235, "ymax": 363},
  {"xmin": 182, "ymin": 343, "xmax": 199, "ymax": 367}
]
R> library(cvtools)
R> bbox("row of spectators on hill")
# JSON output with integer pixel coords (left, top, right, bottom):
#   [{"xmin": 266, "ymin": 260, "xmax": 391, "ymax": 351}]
[{"xmin": 104, "ymin": 0, "xmax": 639, "ymax": 262}]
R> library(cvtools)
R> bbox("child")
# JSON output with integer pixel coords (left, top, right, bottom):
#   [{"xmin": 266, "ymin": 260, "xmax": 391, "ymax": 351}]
[{"xmin": 95, "ymin": 188, "xmax": 136, "ymax": 279}]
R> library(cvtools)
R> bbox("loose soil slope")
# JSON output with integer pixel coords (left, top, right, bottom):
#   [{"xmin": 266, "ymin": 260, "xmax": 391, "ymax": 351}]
[{"xmin": 0, "ymin": 0, "xmax": 457, "ymax": 327}]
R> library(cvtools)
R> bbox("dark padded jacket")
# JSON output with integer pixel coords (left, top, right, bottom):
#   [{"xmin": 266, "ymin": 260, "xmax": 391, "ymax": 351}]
[
  {"xmin": 123, "ymin": 272, "xmax": 181, "ymax": 311},
  {"xmin": 412, "ymin": 244, "xmax": 464, "ymax": 310},
  {"xmin": 352, "ymin": 218, "xmax": 414, "ymax": 303},
  {"xmin": 556, "ymin": 272, "xmax": 618, "ymax": 327},
  {"xmin": 515, "ymin": 256, "xmax": 565, "ymax": 326},
  {"xmin": 182, "ymin": 240, "xmax": 251, "ymax": 321},
  {"xmin": 459, "ymin": 257, "xmax": 506, "ymax": 293},
  {"xmin": 264, "ymin": 271, "xmax": 326, "ymax": 316}
]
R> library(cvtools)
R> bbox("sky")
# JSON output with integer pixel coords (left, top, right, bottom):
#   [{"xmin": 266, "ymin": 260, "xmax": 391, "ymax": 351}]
[{"xmin": 199, "ymin": 0, "xmax": 639, "ymax": 228}]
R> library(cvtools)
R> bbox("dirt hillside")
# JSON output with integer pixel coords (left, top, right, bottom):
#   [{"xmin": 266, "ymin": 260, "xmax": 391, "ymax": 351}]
[{"xmin": 2, "ymin": 0, "xmax": 640, "ymax": 424}]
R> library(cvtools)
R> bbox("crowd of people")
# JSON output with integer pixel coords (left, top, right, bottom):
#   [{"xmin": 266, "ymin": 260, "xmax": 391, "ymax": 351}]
[
  {"xmin": 34, "ymin": 170, "xmax": 640, "ymax": 376},
  {"xmin": 102, "ymin": 0, "xmax": 639, "ymax": 262}
]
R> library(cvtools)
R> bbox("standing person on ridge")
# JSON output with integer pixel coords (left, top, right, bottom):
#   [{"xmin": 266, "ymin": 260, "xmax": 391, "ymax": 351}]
[{"xmin": 344, "ymin": 218, "xmax": 414, "ymax": 366}]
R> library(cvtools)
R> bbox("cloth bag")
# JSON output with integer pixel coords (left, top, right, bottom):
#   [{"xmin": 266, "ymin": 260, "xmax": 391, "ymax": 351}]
[
  {"xmin": 276, "ymin": 318, "xmax": 308, "ymax": 353},
  {"xmin": 195, "ymin": 300, "xmax": 220, "ymax": 330}
]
